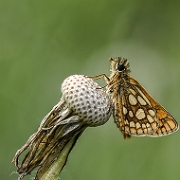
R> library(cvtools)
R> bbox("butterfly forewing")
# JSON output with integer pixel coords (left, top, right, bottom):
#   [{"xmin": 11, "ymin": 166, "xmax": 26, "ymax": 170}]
[
  {"xmin": 104, "ymin": 57, "xmax": 178, "ymax": 139},
  {"xmin": 112, "ymin": 76, "xmax": 159, "ymax": 138},
  {"xmin": 130, "ymin": 76, "xmax": 179, "ymax": 137},
  {"xmin": 148, "ymin": 108, "xmax": 179, "ymax": 137}
]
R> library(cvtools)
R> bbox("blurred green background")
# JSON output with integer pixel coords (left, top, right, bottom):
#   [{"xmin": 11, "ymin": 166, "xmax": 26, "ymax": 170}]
[{"xmin": 2, "ymin": 1, "xmax": 180, "ymax": 180}]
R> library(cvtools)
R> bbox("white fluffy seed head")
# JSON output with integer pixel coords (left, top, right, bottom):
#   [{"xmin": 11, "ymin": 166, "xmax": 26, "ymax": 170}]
[{"xmin": 61, "ymin": 75, "xmax": 112, "ymax": 127}]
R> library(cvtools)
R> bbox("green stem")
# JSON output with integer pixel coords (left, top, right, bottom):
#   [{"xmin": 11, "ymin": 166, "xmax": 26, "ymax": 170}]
[{"xmin": 39, "ymin": 136, "xmax": 76, "ymax": 180}]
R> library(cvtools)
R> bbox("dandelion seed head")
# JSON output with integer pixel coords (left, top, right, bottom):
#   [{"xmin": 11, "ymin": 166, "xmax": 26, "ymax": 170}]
[{"xmin": 61, "ymin": 75, "xmax": 112, "ymax": 126}]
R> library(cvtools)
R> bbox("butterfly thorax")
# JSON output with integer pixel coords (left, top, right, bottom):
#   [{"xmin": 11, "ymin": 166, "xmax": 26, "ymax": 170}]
[
  {"xmin": 107, "ymin": 71, "xmax": 130, "ymax": 99},
  {"xmin": 107, "ymin": 57, "xmax": 131, "ymax": 99}
]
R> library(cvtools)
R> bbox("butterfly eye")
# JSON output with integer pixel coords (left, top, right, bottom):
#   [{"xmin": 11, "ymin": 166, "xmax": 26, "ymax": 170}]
[{"xmin": 117, "ymin": 63, "xmax": 125, "ymax": 71}]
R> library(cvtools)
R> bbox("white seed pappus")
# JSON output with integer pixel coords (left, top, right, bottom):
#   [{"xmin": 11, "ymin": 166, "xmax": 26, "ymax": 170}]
[{"xmin": 61, "ymin": 75, "xmax": 112, "ymax": 126}]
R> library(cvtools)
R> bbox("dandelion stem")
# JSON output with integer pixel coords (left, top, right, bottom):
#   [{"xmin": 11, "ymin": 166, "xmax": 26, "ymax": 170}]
[{"xmin": 40, "ymin": 136, "xmax": 77, "ymax": 180}]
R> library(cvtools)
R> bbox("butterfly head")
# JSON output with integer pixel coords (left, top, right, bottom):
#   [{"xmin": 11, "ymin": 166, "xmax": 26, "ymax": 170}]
[{"xmin": 109, "ymin": 57, "xmax": 130, "ymax": 76}]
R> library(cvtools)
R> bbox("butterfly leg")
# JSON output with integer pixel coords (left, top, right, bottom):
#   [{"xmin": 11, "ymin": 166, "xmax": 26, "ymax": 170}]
[{"xmin": 88, "ymin": 74, "xmax": 110, "ymax": 83}]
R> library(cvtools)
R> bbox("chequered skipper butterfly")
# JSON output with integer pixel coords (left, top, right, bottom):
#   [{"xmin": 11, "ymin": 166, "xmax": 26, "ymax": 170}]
[{"xmin": 92, "ymin": 57, "xmax": 179, "ymax": 139}]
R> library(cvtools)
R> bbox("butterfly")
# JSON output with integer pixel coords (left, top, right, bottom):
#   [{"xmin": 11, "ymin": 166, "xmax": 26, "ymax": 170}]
[{"xmin": 92, "ymin": 57, "xmax": 179, "ymax": 139}]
